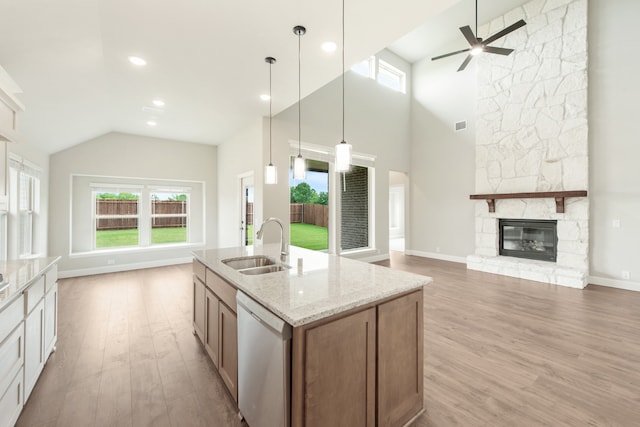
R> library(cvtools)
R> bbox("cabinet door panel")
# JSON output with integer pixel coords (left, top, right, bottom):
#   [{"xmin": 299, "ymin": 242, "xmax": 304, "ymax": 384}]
[
  {"xmin": 218, "ymin": 303, "xmax": 237, "ymax": 402},
  {"xmin": 0, "ymin": 368, "xmax": 23, "ymax": 427},
  {"xmin": 204, "ymin": 289, "xmax": 219, "ymax": 368},
  {"xmin": 377, "ymin": 290, "xmax": 424, "ymax": 427},
  {"xmin": 24, "ymin": 298, "xmax": 45, "ymax": 401},
  {"xmin": 303, "ymin": 308, "xmax": 376, "ymax": 427},
  {"xmin": 192, "ymin": 277, "xmax": 205, "ymax": 343},
  {"xmin": 44, "ymin": 283, "xmax": 58, "ymax": 359}
]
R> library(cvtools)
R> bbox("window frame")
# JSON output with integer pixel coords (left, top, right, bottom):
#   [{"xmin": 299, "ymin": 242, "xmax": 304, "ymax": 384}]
[
  {"xmin": 92, "ymin": 185, "xmax": 142, "ymax": 250},
  {"xmin": 149, "ymin": 187, "xmax": 191, "ymax": 246},
  {"xmin": 377, "ymin": 59, "xmax": 406, "ymax": 93},
  {"xmin": 9, "ymin": 154, "xmax": 42, "ymax": 259}
]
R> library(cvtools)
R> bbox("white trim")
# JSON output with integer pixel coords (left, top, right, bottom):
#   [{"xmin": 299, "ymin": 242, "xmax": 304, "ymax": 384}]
[
  {"xmin": 588, "ymin": 275, "xmax": 640, "ymax": 292},
  {"xmin": 70, "ymin": 241, "xmax": 205, "ymax": 258},
  {"xmin": 59, "ymin": 257, "xmax": 193, "ymax": 278},
  {"xmin": 405, "ymin": 249, "xmax": 467, "ymax": 264}
]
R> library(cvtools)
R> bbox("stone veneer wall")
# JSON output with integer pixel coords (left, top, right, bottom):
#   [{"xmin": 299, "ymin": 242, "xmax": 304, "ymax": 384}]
[{"xmin": 467, "ymin": 0, "xmax": 589, "ymax": 288}]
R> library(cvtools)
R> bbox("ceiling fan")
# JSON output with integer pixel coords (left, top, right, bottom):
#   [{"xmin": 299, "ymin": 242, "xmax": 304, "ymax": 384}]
[{"xmin": 431, "ymin": 0, "xmax": 526, "ymax": 71}]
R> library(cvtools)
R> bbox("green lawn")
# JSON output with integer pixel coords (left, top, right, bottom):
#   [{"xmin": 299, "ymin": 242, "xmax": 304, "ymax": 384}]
[
  {"xmin": 290, "ymin": 223, "xmax": 328, "ymax": 251},
  {"xmin": 96, "ymin": 227, "xmax": 187, "ymax": 248}
]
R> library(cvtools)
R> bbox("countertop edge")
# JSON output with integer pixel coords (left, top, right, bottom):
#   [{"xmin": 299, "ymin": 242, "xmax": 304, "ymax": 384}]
[{"xmin": 0, "ymin": 256, "xmax": 61, "ymax": 312}]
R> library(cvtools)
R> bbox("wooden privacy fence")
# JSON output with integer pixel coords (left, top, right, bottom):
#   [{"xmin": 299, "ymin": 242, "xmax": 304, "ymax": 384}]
[
  {"xmin": 290, "ymin": 203, "xmax": 328, "ymax": 228},
  {"xmin": 96, "ymin": 200, "xmax": 187, "ymax": 230}
]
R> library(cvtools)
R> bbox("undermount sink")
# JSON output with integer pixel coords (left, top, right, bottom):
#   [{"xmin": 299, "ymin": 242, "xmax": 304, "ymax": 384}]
[
  {"xmin": 222, "ymin": 255, "xmax": 276, "ymax": 270},
  {"xmin": 239, "ymin": 264, "xmax": 289, "ymax": 275}
]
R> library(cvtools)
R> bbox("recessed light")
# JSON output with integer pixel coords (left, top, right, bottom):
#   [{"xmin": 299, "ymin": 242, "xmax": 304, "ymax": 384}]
[
  {"xmin": 147, "ymin": 121, "xmax": 157, "ymax": 127},
  {"xmin": 128, "ymin": 56, "xmax": 147, "ymax": 66},
  {"xmin": 260, "ymin": 94, "xmax": 270, "ymax": 101},
  {"xmin": 152, "ymin": 99, "xmax": 165, "ymax": 107},
  {"xmin": 321, "ymin": 41, "xmax": 337, "ymax": 53}
]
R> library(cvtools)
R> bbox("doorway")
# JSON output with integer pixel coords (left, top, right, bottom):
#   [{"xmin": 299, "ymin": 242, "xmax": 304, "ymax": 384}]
[
  {"xmin": 240, "ymin": 174, "xmax": 254, "ymax": 246},
  {"xmin": 389, "ymin": 171, "xmax": 408, "ymax": 252}
]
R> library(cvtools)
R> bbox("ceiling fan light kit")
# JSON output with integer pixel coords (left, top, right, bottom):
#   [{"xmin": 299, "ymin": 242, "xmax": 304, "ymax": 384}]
[{"xmin": 431, "ymin": 0, "xmax": 526, "ymax": 71}]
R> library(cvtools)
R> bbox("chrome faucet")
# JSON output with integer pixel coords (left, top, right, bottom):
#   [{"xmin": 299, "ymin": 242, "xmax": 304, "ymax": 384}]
[{"xmin": 256, "ymin": 217, "xmax": 288, "ymax": 263}]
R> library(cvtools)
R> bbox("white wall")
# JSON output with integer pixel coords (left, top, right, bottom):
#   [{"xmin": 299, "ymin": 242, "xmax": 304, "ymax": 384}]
[
  {"xmin": 273, "ymin": 49, "xmax": 412, "ymax": 259},
  {"xmin": 216, "ymin": 117, "xmax": 264, "ymax": 248},
  {"xmin": 49, "ymin": 132, "xmax": 217, "ymax": 276},
  {"xmin": 409, "ymin": 45, "xmax": 476, "ymax": 261},
  {"xmin": 588, "ymin": 0, "xmax": 640, "ymax": 289}
]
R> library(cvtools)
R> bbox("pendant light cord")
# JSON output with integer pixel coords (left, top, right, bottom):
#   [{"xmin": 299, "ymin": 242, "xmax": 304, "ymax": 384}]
[
  {"xmin": 269, "ymin": 60, "xmax": 273, "ymax": 164},
  {"xmin": 475, "ymin": 0, "xmax": 478, "ymax": 37},
  {"xmin": 298, "ymin": 29, "xmax": 302, "ymax": 155},
  {"xmin": 341, "ymin": 0, "xmax": 345, "ymax": 143}
]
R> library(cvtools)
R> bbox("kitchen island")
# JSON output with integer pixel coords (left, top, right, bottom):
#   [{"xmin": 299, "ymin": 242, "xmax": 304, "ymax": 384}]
[{"xmin": 192, "ymin": 244, "xmax": 431, "ymax": 427}]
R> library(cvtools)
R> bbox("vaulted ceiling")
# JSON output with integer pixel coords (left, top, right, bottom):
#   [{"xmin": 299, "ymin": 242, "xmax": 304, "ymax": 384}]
[{"xmin": 0, "ymin": 0, "xmax": 528, "ymax": 154}]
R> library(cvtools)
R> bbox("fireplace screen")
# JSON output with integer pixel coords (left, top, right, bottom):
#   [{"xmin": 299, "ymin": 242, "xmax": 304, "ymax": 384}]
[{"xmin": 499, "ymin": 219, "xmax": 557, "ymax": 262}]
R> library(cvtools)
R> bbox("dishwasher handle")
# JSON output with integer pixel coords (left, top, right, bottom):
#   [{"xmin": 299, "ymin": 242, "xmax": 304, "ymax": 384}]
[{"xmin": 237, "ymin": 291, "xmax": 292, "ymax": 339}]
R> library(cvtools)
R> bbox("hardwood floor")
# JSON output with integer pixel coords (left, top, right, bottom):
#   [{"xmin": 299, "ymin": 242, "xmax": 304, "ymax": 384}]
[{"xmin": 16, "ymin": 253, "xmax": 640, "ymax": 426}]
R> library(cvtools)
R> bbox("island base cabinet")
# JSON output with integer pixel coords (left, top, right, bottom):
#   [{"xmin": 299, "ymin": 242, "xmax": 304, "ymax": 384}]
[
  {"xmin": 44, "ymin": 282, "xmax": 58, "ymax": 359},
  {"xmin": 218, "ymin": 303, "xmax": 238, "ymax": 402},
  {"xmin": 377, "ymin": 289, "xmax": 424, "ymax": 427},
  {"xmin": 292, "ymin": 307, "xmax": 376, "ymax": 427}
]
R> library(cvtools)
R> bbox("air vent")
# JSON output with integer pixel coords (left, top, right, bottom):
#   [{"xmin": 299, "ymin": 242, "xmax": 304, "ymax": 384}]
[{"xmin": 454, "ymin": 120, "xmax": 467, "ymax": 132}]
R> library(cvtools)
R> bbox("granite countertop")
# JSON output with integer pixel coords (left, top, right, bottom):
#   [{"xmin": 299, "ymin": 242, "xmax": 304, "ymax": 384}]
[
  {"xmin": 192, "ymin": 245, "xmax": 431, "ymax": 327},
  {"xmin": 0, "ymin": 256, "xmax": 61, "ymax": 311}
]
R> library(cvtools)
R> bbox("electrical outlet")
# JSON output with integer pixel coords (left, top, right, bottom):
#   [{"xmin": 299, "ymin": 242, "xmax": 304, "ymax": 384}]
[
  {"xmin": 612, "ymin": 219, "xmax": 621, "ymax": 228},
  {"xmin": 622, "ymin": 271, "xmax": 630, "ymax": 280},
  {"xmin": 107, "ymin": 259, "xmax": 115, "ymax": 265},
  {"xmin": 436, "ymin": 247, "xmax": 441, "ymax": 253}
]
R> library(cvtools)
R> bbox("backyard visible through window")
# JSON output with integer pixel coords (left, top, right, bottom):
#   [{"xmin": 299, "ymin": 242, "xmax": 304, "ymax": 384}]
[
  {"xmin": 151, "ymin": 192, "xmax": 188, "ymax": 245},
  {"xmin": 95, "ymin": 192, "xmax": 140, "ymax": 248},
  {"xmin": 290, "ymin": 160, "xmax": 329, "ymax": 251}
]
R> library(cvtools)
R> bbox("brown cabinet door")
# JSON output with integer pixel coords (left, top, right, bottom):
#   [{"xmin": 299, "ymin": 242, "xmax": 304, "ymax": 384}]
[
  {"xmin": 218, "ymin": 302, "xmax": 238, "ymax": 402},
  {"xmin": 192, "ymin": 278, "xmax": 206, "ymax": 343},
  {"xmin": 204, "ymin": 288, "xmax": 219, "ymax": 368},
  {"xmin": 377, "ymin": 289, "xmax": 424, "ymax": 427},
  {"xmin": 301, "ymin": 307, "xmax": 376, "ymax": 427}
]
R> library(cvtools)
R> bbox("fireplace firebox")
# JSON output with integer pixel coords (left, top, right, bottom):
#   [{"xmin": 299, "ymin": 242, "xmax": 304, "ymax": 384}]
[{"xmin": 499, "ymin": 219, "xmax": 557, "ymax": 262}]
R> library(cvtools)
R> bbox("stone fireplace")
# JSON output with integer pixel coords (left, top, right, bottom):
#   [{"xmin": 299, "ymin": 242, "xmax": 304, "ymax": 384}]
[{"xmin": 466, "ymin": 0, "xmax": 589, "ymax": 288}]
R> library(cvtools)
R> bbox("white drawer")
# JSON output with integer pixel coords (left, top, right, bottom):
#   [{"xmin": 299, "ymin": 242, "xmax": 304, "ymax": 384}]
[
  {"xmin": 0, "ymin": 367, "xmax": 24, "ymax": 427},
  {"xmin": 0, "ymin": 324, "xmax": 23, "ymax": 397},
  {"xmin": 24, "ymin": 276, "xmax": 45, "ymax": 315},
  {"xmin": 0, "ymin": 295, "xmax": 23, "ymax": 344},
  {"xmin": 44, "ymin": 265, "xmax": 58, "ymax": 293}
]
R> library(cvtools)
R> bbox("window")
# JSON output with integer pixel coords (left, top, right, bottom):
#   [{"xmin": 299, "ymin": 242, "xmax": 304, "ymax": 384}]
[
  {"xmin": 351, "ymin": 56, "xmax": 375, "ymax": 78},
  {"xmin": 150, "ymin": 190, "xmax": 188, "ymax": 245},
  {"xmin": 340, "ymin": 165, "xmax": 372, "ymax": 251},
  {"xmin": 377, "ymin": 59, "xmax": 406, "ymax": 93},
  {"xmin": 351, "ymin": 55, "xmax": 407, "ymax": 93},
  {"xmin": 9, "ymin": 155, "xmax": 41, "ymax": 258},
  {"xmin": 94, "ymin": 189, "xmax": 141, "ymax": 249},
  {"xmin": 289, "ymin": 142, "xmax": 375, "ymax": 255}
]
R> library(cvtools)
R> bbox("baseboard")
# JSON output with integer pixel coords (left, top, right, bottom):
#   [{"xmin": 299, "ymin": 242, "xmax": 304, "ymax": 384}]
[
  {"xmin": 588, "ymin": 275, "xmax": 640, "ymax": 292},
  {"xmin": 59, "ymin": 257, "xmax": 193, "ymax": 279},
  {"xmin": 405, "ymin": 250, "xmax": 467, "ymax": 264}
]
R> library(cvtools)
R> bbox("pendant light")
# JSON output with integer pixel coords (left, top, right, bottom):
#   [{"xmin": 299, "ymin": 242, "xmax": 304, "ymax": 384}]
[
  {"xmin": 264, "ymin": 56, "xmax": 278, "ymax": 185},
  {"xmin": 335, "ymin": 0, "xmax": 352, "ymax": 173},
  {"xmin": 293, "ymin": 25, "xmax": 306, "ymax": 180}
]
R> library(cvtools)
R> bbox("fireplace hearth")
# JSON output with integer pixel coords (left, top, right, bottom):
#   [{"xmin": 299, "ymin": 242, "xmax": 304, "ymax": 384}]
[{"xmin": 499, "ymin": 219, "xmax": 557, "ymax": 262}]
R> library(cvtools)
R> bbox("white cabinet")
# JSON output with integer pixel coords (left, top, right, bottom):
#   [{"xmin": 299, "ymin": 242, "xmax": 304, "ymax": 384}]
[
  {"xmin": 43, "ymin": 266, "xmax": 58, "ymax": 359},
  {"xmin": 0, "ymin": 294, "xmax": 25, "ymax": 427}
]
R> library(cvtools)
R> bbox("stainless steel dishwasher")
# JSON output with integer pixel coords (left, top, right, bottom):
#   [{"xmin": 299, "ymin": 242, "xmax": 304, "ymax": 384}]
[{"xmin": 237, "ymin": 291, "xmax": 292, "ymax": 427}]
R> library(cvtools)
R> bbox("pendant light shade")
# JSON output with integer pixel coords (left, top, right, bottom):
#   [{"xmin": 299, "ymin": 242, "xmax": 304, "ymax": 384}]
[
  {"xmin": 264, "ymin": 56, "xmax": 278, "ymax": 185},
  {"xmin": 335, "ymin": 0, "xmax": 352, "ymax": 173},
  {"xmin": 293, "ymin": 25, "xmax": 306, "ymax": 180}
]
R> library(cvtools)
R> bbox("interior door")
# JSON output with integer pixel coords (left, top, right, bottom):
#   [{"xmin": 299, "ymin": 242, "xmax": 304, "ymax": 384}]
[{"xmin": 240, "ymin": 175, "xmax": 254, "ymax": 246}]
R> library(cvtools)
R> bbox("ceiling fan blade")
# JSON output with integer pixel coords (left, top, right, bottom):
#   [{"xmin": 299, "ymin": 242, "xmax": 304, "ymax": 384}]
[
  {"xmin": 457, "ymin": 55, "xmax": 473, "ymax": 72},
  {"xmin": 483, "ymin": 46, "xmax": 514, "ymax": 56},
  {"xmin": 483, "ymin": 19, "xmax": 526, "ymax": 45},
  {"xmin": 459, "ymin": 25, "xmax": 478, "ymax": 46},
  {"xmin": 431, "ymin": 48, "xmax": 471, "ymax": 61}
]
